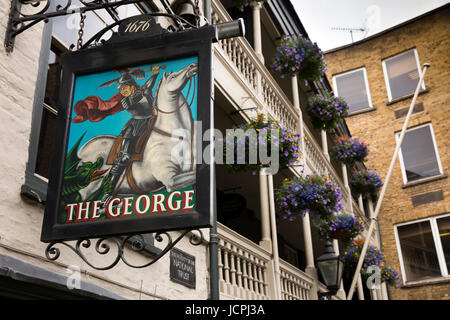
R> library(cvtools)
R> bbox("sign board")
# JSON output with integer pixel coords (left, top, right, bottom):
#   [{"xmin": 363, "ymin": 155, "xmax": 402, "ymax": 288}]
[
  {"xmin": 170, "ymin": 248, "xmax": 196, "ymax": 288},
  {"xmin": 41, "ymin": 18, "xmax": 216, "ymax": 242}
]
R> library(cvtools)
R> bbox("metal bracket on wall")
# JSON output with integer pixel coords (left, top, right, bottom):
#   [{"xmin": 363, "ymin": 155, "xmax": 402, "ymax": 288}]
[
  {"xmin": 45, "ymin": 228, "xmax": 204, "ymax": 270},
  {"xmin": 4, "ymin": 0, "xmax": 199, "ymax": 53}
]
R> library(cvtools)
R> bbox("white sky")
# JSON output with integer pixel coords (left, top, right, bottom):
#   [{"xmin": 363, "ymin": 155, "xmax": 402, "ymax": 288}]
[{"xmin": 291, "ymin": 0, "xmax": 449, "ymax": 51}]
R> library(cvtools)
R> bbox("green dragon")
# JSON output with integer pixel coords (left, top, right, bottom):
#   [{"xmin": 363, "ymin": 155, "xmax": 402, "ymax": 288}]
[{"xmin": 60, "ymin": 133, "xmax": 111, "ymax": 223}]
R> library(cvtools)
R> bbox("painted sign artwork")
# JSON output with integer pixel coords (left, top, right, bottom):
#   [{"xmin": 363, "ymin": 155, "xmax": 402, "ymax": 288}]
[{"xmin": 60, "ymin": 56, "xmax": 198, "ymax": 225}]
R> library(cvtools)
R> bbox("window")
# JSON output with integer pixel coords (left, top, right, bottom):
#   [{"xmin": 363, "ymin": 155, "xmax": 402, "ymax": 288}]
[
  {"xmin": 333, "ymin": 68, "xmax": 373, "ymax": 114},
  {"xmin": 396, "ymin": 123, "xmax": 443, "ymax": 184},
  {"xmin": 382, "ymin": 49, "xmax": 425, "ymax": 101},
  {"xmin": 395, "ymin": 214, "xmax": 450, "ymax": 283}
]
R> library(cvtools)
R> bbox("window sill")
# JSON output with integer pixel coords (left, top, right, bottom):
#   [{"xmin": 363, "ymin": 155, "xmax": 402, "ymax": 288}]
[
  {"xmin": 21, "ymin": 172, "xmax": 49, "ymax": 204},
  {"xmin": 386, "ymin": 89, "xmax": 429, "ymax": 106},
  {"xmin": 345, "ymin": 106, "xmax": 377, "ymax": 117},
  {"xmin": 401, "ymin": 276, "xmax": 450, "ymax": 288},
  {"xmin": 402, "ymin": 173, "xmax": 447, "ymax": 189}
]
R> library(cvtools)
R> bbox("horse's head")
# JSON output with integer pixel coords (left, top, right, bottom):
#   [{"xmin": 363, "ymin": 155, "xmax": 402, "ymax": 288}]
[{"xmin": 160, "ymin": 63, "xmax": 198, "ymax": 94}]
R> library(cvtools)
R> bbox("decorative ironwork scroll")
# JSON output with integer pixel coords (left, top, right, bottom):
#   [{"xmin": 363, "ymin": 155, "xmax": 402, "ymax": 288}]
[
  {"xmin": 5, "ymin": 0, "xmax": 199, "ymax": 52},
  {"xmin": 45, "ymin": 229, "xmax": 204, "ymax": 270}
]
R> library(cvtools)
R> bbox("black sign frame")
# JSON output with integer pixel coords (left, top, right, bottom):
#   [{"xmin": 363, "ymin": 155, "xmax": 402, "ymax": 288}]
[{"xmin": 41, "ymin": 25, "xmax": 216, "ymax": 242}]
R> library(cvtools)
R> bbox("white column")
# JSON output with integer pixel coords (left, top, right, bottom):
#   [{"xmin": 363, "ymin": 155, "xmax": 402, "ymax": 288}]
[
  {"xmin": 370, "ymin": 289, "xmax": 378, "ymax": 300},
  {"xmin": 291, "ymin": 75, "xmax": 306, "ymax": 165},
  {"xmin": 358, "ymin": 194, "xmax": 364, "ymax": 212},
  {"xmin": 357, "ymin": 274, "xmax": 365, "ymax": 300},
  {"xmin": 302, "ymin": 212, "xmax": 318, "ymax": 300},
  {"xmin": 268, "ymin": 174, "xmax": 282, "ymax": 299},
  {"xmin": 259, "ymin": 170, "xmax": 272, "ymax": 252},
  {"xmin": 381, "ymin": 283, "xmax": 389, "ymax": 300},
  {"xmin": 332, "ymin": 239, "xmax": 346, "ymax": 299},
  {"xmin": 250, "ymin": 1, "xmax": 264, "ymax": 63},
  {"xmin": 321, "ymin": 130, "xmax": 330, "ymax": 161},
  {"xmin": 341, "ymin": 164, "xmax": 354, "ymax": 214},
  {"xmin": 368, "ymin": 197, "xmax": 389, "ymax": 300}
]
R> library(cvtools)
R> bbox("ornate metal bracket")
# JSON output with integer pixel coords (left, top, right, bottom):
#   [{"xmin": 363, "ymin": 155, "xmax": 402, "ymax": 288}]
[
  {"xmin": 4, "ymin": 0, "xmax": 198, "ymax": 52},
  {"xmin": 45, "ymin": 228, "xmax": 204, "ymax": 270}
]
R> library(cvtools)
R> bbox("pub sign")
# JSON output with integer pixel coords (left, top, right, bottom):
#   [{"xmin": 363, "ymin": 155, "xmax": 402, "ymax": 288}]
[{"xmin": 41, "ymin": 17, "xmax": 215, "ymax": 242}]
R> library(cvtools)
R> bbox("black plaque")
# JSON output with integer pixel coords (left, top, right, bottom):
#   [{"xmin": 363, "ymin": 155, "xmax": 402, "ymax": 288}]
[{"xmin": 170, "ymin": 248, "xmax": 196, "ymax": 289}]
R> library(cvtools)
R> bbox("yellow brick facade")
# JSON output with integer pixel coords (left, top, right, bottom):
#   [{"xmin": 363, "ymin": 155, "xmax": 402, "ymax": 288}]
[{"xmin": 324, "ymin": 6, "xmax": 450, "ymax": 300}]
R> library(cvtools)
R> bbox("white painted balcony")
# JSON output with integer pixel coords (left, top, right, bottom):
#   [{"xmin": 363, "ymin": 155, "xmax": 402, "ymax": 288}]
[{"xmin": 212, "ymin": 0, "xmax": 376, "ymax": 300}]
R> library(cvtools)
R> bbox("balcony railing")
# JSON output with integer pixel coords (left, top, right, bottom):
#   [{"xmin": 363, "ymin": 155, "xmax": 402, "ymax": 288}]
[
  {"xmin": 218, "ymin": 223, "xmax": 315, "ymax": 300},
  {"xmin": 217, "ymin": 223, "xmax": 271, "ymax": 300},
  {"xmin": 279, "ymin": 258, "xmax": 314, "ymax": 300}
]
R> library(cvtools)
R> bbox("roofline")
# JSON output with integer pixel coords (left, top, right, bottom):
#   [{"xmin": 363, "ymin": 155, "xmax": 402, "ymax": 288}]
[{"xmin": 324, "ymin": 3, "xmax": 450, "ymax": 54}]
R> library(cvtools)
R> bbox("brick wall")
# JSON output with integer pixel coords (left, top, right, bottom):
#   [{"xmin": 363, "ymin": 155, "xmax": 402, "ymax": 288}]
[{"xmin": 325, "ymin": 6, "xmax": 450, "ymax": 300}]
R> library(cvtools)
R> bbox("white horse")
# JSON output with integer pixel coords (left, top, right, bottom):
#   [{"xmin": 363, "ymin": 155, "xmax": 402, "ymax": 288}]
[{"xmin": 78, "ymin": 63, "xmax": 198, "ymax": 200}]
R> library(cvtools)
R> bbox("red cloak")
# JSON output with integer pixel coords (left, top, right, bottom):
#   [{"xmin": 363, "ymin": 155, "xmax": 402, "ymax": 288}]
[{"xmin": 72, "ymin": 92, "xmax": 124, "ymax": 123}]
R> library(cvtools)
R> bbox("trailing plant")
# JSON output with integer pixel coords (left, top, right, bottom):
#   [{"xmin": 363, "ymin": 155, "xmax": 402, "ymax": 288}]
[
  {"xmin": 306, "ymin": 93, "xmax": 348, "ymax": 130},
  {"xmin": 330, "ymin": 136, "xmax": 368, "ymax": 167},
  {"xmin": 350, "ymin": 169, "xmax": 383, "ymax": 198},
  {"xmin": 341, "ymin": 239, "xmax": 401, "ymax": 287},
  {"xmin": 223, "ymin": 113, "xmax": 301, "ymax": 174},
  {"xmin": 271, "ymin": 35, "xmax": 327, "ymax": 81},
  {"xmin": 276, "ymin": 174, "xmax": 344, "ymax": 221},
  {"xmin": 317, "ymin": 213, "xmax": 364, "ymax": 247}
]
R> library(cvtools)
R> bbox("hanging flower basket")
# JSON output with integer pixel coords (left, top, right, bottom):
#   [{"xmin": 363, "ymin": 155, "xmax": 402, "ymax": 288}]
[
  {"xmin": 341, "ymin": 239, "xmax": 402, "ymax": 287},
  {"xmin": 350, "ymin": 170, "xmax": 383, "ymax": 198},
  {"xmin": 271, "ymin": 35, "xmax": 327, "ymax": 81},
  {"xmin": 317, "ymin": 213, "xmax": 364, "ymax": 247},
  {"xmin": 306, "ymin": 93, "xmax": 349, "ymax": 130},
  {"xmin": 233, "ymin": 0, "xmax": 267, "ymax": 12},
  {"xmin": 330, "ymin": 136, "xmax": 368, "ymax": 167},
  {"xmin": 276, "ymin": 174, "xmax": 344, "ymax": 222},
  {"xmin": 223, "ymin": 113, "xmax": 301, "ymax": 174}
]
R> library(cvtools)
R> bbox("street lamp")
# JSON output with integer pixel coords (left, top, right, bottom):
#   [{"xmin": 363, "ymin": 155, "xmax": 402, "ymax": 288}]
[{"xmin": 316, "ymin": 239, "xmax": 344, "ymax": 300}]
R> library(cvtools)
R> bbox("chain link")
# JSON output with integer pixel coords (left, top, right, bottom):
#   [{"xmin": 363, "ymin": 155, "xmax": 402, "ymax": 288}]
[{"xmin": 77, "ymin": 10, "xmax": 86, "ymax": 50}]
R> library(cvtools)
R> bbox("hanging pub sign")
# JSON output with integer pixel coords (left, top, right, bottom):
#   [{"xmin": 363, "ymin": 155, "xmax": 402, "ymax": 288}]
[{"xmin": 41, "ymin": 16, "xmax": 215, "ymax": 242}]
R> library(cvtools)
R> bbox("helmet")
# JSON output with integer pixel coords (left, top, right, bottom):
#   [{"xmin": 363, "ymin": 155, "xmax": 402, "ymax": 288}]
[{"xmin": 117, "ymin": 71, "xmax": 138, "ymax": 89}]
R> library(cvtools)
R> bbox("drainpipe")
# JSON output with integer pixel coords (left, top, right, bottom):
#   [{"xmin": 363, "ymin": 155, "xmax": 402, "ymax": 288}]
[{"xmin": 205, "ymin": 0, "xmax": 219, "ymax": 301}]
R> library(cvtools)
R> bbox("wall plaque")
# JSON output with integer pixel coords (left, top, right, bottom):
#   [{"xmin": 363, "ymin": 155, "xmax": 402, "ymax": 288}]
[{"xmin": 170, "ymin": 248, "xmax": 196, "ymax": 288}]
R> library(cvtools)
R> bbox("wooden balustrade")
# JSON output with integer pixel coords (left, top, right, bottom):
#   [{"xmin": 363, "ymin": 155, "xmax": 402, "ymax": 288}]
[
  {"xmin": 217, "ymin": 223, "xmax": 271, "ymax": 300},
  {"xmin": 279, "ymin": 259, "xmax": 314, "ymax": 300},
  {"xmin": 218, "ymin": 223, "xmax": 316, "ymax": 300}
]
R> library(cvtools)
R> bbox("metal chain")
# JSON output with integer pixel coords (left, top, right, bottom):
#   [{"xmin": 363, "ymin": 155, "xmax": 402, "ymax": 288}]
[{"xmin": 77, "ymin": 10, "xmax": 86, "ymax": 50}]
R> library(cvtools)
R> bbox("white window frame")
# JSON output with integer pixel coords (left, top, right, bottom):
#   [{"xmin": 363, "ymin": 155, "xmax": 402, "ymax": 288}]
[
  {"xmin": 332, "ymin": 67, "xmax": 373, "ymax": 114},
  {"xmin": 382, "ymin": 48, "xmax": 426, "ymax": 102},
  {"xmin": 394, "ymin": 213, "xmax": 450, "ymax": 285},
  {"xmin": 395, "ymin": 123, "xmax": 444, "ymax": 184}
]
